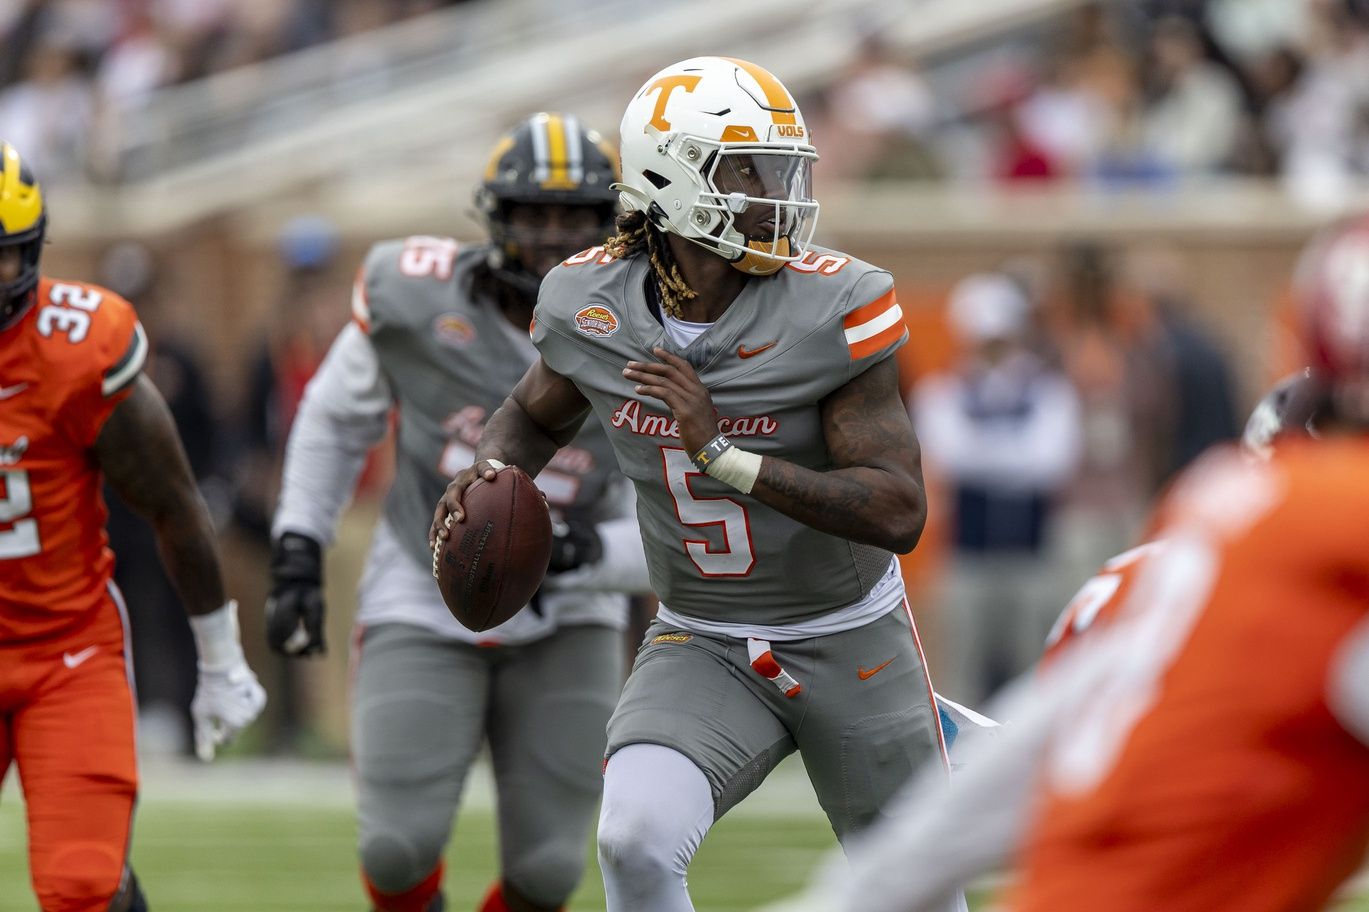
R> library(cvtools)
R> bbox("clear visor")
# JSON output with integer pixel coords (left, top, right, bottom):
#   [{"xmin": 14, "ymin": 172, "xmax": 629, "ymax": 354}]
[{"xmin": 697, "ymin": 148, "xmax": 818, "ymax": 260}]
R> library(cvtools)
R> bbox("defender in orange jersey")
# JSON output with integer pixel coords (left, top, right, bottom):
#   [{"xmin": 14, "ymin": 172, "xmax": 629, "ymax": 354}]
[
  {"xmin": 1009, "ymin": 437, "xmax": 1369, "ymax": 912},
  {"xmin": 0, "ymin": 141, "xmax": 265, "ymax": 912},
  {"xmin": 1007, "ymin": 216, "xmax": 1369, "ymax": 912},
  {"xmin": 1041, "ymin": 368, "xmax": 1322, "ymax": 663},
  {"xmin": 756, "ymin": 382, "xmax": 1339, "ymax": 912},
  {"xmin": 760, "ymin": 422, "xmax": 1363, "ymax": 912}
]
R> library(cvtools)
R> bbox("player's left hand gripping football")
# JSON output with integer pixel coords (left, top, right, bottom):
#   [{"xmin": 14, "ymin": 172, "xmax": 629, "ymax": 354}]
[
  {"xmin": 624, "ymin": 347, "xmax": 719, "ymax": 455},
  {"xmin": 188, "ymin": 600, "xmax": 267, "ymax": 762}
]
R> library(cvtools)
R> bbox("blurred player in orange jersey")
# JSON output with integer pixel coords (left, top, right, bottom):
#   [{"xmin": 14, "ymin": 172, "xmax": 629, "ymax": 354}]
[
  {"xmin": 758, "ymin": 367, "xmax": 1332, "ymax": 912},
  {"xmin": 760, "ymin": 217, "xmax": 1369, "ymax": 912},
  {"xmin": 0, "ymin": 141, "xmax": 266, "ymax": 912},
  {"xmin": 1041, "ymin": 367, "xmax": 1323, "ymax": 663}
]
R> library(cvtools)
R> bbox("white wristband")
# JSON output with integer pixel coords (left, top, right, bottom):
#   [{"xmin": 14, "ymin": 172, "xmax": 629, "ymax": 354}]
[
  {"xmin": 189, "ymin": 600, "xmax": 247, "ymax": 672},
  {"xmin": 707, "ymin": 446, "xmax": 762, "ymax": 494}
]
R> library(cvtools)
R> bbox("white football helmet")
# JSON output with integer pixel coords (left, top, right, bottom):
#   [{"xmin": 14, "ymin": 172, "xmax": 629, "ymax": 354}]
[{"xmin": 617, "ymin": 56, "xmax": 818, "ymax": 276}]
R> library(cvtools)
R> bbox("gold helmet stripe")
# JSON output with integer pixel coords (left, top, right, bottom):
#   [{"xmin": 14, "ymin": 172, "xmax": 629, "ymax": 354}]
[
  {"xmin": 721, "ymin": 58, "xmax": 797, "ymax": 125},
  {"xmin": 541, "ymin": 113, "xmax": 577, "ymax": 190},
  {"xmin": 482, "ymin": 135, "xmax": 517, "ymax": 182}
]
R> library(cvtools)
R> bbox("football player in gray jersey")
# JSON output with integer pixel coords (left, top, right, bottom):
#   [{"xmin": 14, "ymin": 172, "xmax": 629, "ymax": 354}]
[
  {"xmin": 268, "ymin": 114, "xmax": 651, "ymax": 912},
  {"xmin": 432, "ymin": 60, "xmax": 960, "ymax": 912}
]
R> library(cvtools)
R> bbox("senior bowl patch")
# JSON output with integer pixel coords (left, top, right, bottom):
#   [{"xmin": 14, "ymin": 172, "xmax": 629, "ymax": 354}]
[
  {"xmin": 651, "ymin": 632, "xmax": 692, "ymax": 644},
  {"xmin": 432, "ymin": 313, "xmax": 476, "ymax": 347},
  {"xmin": 574, "ymin": 304, "xmax": 619, "ymax": 337}
]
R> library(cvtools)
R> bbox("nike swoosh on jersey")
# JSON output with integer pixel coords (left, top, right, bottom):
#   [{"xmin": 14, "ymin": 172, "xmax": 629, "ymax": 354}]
[
  {"xmin": 0, "ymin": 382, "xmax": 29, "ymax": 399},
  {"xmin": 857, "ymin": 658, "xmax": 895, "ymax": 680},
  {"xmin": 737, "ymin": 342, "xmax": 777, "ymax": 359},
  {"xmin": 63, "ymin": 646, "xmax": 99, "ymax": 669}
]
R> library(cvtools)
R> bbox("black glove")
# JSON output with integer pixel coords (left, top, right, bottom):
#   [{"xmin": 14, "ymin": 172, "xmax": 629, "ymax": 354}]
[
  {"xmin": 265, "ymin": 532, "xmax": 326, "ymax": 656},
  {"xmin": 547, "ymin": 518, "xmax": 603, "ymax": 575},
  {"xmin": 530, "ymin": 520, "xmax": 605, "ymax": 618}
]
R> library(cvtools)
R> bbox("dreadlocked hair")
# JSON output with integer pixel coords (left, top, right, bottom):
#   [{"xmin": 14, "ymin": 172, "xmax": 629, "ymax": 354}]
[{"xmin": 603, "ymin": 210, "xmax": 697, "ymax": 319}]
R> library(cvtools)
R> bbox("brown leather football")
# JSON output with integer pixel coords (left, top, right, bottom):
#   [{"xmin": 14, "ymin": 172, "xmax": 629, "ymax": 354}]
[{"xmin": 434, "ymin": 465, "xmax": 552, "ymax": 632}]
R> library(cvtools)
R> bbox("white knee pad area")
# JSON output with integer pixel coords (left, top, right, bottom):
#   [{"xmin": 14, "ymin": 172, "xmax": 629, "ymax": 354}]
[{"xmin": 597, "ymin": 744, "xmax": 716, "ymax": 912}]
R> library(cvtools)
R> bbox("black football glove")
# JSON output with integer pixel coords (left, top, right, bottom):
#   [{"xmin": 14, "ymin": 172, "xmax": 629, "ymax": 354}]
[
  {"xmin": 547, "ymin": 518, "xmax": 603, "ymax": 575},
  {"xmin": 530, "ymin": 519, "xmax": 605, "ymax": 617},
  {"xmin": 265, "ymin": 532, "xmax": 326, "ymax": 656}
]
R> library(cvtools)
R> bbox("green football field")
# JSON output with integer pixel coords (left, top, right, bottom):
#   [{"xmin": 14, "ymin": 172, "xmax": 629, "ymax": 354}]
[
  {"xmin": 1, "ymin": 757, "xmax": 1366, "ymax": 911},
  {"xmin": 0, "ymin": 801, "xmax": 837, "ymax": 911}
]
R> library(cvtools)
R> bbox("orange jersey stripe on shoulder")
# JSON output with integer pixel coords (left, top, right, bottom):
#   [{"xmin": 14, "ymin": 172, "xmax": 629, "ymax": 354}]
[
  {"xmin": 843, "ymin": 288, "xmax": 898, "ymax": 329},
  {"xmin": 849, "ymin": 323, "xmax": 907, "ymax": 360}
]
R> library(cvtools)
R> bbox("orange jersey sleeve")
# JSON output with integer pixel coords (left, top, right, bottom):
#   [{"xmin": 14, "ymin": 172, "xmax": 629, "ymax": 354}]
[
  {"xmin": 0, "ymin": 278, "xmax": 148, "ymax": 642},
  {"xmin": 1040, "ymin": 540, "xmax": 1166, "ymax": 664},
  {"xmin": 1014, "ymin": 441, "xmax": 1369, "ymax": 912}
]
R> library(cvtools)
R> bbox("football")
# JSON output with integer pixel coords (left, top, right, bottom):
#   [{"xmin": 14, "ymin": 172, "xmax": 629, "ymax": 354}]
[{"xmin": 433, "ymin": 465, "xmax": 552, "ymax": 632}]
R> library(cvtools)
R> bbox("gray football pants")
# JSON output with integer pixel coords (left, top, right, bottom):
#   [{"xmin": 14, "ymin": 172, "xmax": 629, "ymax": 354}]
[
  {"xmin": 605, "ymin": 607, "xmax": 946, "ymax": 833},
  {"xmin": 352, "ymin": 622, "xmax": 623, "ymax": 906}
]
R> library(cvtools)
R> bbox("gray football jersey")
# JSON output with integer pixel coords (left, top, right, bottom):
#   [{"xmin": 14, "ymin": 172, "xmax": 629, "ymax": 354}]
[
  {"xmin": 359, "ymin": 236, "xmax": 621, "ymax": 571},
  {"xmin": 532, "ymin": 244, "xmax": 908, "ymax": 626}
]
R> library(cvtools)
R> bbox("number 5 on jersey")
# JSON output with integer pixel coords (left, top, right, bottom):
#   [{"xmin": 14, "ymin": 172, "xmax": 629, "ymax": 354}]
[{"xmin": 662, "ymin": 447, "xmax": 755, "ymax": 577}]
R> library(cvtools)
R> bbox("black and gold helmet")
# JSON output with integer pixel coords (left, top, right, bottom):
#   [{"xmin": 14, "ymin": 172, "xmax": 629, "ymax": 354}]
[
  {"xmin": 0, "ymin": 142, "xmax": 45, "ymax": 329},
  {"xmin": 474, "ymin": 113, "xmax": 620, "ymax": 294}
]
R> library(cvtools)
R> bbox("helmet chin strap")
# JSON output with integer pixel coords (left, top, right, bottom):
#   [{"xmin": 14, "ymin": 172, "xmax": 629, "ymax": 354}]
[{"xmin": 730, "ymin": 236, "xmax": 791, "ymax": 276}]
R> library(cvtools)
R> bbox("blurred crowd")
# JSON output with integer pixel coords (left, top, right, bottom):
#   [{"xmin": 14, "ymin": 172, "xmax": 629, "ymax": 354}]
[
  {"xmin": 0, "ymin": 0, "xmax": 473, "ymax": 182},
  {"xmin": 907, "ymin": 244, "xmax": 1241, "ymax": 704},
  {"xmin": 13, "ymin": 0, "xmax": 1369, "ymax": 200},
  {"xmin": 811, "ymin": 0, "xmax": 1369, "ymax": 205}
]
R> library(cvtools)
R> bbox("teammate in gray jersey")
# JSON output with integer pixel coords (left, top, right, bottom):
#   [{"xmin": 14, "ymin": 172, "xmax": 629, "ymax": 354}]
[
  {"xmin": 268, "ymin": 114, "xmax": 651, "ymax": 912},
  {"xmin": 432, "ymin": 59, "xmax": 961, "ymax": 912}
]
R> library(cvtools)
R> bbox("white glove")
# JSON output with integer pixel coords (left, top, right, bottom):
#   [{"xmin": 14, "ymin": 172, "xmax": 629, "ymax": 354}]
[
  {"xmin": 191, "ymin": 660, "xmax": 267, "ymax": 761},
  {"xmin": 188, "ymin": 600, "xmax": 267, "ymax": 761}
]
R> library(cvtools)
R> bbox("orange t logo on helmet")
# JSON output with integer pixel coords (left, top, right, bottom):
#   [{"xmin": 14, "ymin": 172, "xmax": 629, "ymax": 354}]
[
  {"xmin": 645, "ymin": 75, "xmax": 702, "ymax": 132},
  {"xmin": 617, "ymin": 57, "xmax": 820, "ymax": 275}
]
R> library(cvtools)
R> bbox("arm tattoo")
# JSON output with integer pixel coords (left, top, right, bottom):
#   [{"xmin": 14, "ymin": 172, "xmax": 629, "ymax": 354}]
[
  {"xmin": 96, "ymin": 375, "xmax": 226, "ymax": 616},
  {"xmin": 752, "ymin": 358, "xmax": 927, "ymax": 552}
]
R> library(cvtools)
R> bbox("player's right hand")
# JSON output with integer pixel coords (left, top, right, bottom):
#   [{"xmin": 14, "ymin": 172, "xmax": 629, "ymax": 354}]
[
  {"xmin": 265, "ymin": 531, "xmax": 326, "ymax": 656},
  {"xmin": 192, "ymin": 659, "xmax": 267, "ymax": 762},
  {"xmin": 429, "ymin": 458, "xmax": 504, "ymax": 546}
]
